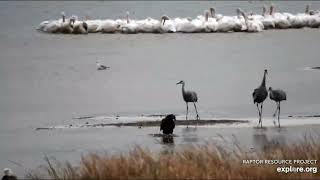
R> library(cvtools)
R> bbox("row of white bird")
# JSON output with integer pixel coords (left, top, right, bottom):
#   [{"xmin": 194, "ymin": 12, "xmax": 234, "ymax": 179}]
[{"xmin": 38, "ymin": 4, "xmax": 320, "ymax": 34}]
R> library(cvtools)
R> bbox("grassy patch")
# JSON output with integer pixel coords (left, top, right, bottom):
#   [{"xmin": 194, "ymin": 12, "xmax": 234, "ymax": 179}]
[{"xmin": 27, "ymin": 136, "xmax": 320, "ymax": 179}]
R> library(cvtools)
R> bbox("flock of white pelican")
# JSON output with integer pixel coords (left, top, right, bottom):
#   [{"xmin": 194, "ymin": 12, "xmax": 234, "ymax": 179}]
[{"xmin": 37, "ymin": 4, "xmax": 320, "ymax": 34}]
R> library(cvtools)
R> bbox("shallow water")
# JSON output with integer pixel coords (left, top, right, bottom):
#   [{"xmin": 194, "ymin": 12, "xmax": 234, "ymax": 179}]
[{"xmin": 1, "ymin": 1, "xmax": 320, "ymax": 177}]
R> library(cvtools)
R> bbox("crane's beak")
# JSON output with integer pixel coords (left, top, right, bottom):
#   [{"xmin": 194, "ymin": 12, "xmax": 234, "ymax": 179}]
[{"xmin": 176, "ymin": 82, "xmax": 181, "ymax": 85}]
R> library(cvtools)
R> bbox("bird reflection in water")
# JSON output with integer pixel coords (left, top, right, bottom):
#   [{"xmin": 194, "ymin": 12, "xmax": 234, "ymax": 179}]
[
  {"xmin": 253, "ymin": 132, "xmax": 286, "ymax": 152},
  {"xmin": 181, "ymin": 126, "xmax": 199, "ymax": 143},
  {"xmin": 162, "ymin": 134, "xmax": 174, "ymax": 144}
]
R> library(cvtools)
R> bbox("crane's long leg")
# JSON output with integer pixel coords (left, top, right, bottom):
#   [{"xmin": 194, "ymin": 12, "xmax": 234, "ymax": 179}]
[
  {"xmin": 278, "ymin": 102, "xmax": 281, "ymax": 128},
  {"xmin": 272, "ymin": 102, "xmax": 279, "ymax": 126},
  {"xmin": 193, "ymin": 102, "xmax": 200, "ymax": 120},
  {"xmin": 186, "ymin": 103, "xmax": 189, "ymax": 127},
  {"xmin": 260, "ymin": 103, "xmax": 264, "ymax": 128},
  {"xmin": 186, "ymin": 103, "xmax": 189, "ymax": 121},
  {"xmin": 256, "ymin": 103, "xmax": 261, "ymax": 127},
  {"xmin": 186, "ymin": 102, "xmax": 189, "ymax": 127},
  {"xmin": 273, "ymin": 102, "xmax": 279, "ymax": 117}
]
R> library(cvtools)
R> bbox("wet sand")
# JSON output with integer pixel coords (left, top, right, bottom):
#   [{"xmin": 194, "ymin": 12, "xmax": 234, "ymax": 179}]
[{"xmin": 35, "ymin": 119, "xmax": 248, "ymax": 130}]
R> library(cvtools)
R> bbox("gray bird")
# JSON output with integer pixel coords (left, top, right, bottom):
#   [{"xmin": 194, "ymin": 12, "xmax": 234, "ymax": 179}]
[
  {"xmin": 252, "ymin": 69, "xmax": 268, "ymax": 128},
  {"xmin": 176, "ymin": 80, "xmax": 200, "ymax": 123},
  {"xmin": 269, "ymin": 87, "xmax": 287, "ymax": 128}
]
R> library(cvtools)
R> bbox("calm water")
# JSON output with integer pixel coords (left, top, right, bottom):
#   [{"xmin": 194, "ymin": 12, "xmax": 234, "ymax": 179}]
[{"xmin": 1, "ymin": 1, "xmax": 320, "ymax": 177}]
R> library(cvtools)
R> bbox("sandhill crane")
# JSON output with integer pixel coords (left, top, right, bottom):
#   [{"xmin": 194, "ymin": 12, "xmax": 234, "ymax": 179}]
[
  {"xmin": 176, "ymin": 80, "xmax": 200, "ymax": 122},
  {"xmin": 269, "ymin": 87, "xmax": 287, "ymax": 128},
  {"xmin": 160, "ymin": 114, "xmax": 176, "ymax": 135},
  {"xmin": 252, "ymin": 69, "xmax": 268, "ymax": 128}
]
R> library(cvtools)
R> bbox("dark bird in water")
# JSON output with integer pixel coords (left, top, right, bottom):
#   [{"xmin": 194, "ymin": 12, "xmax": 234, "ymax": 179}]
[
  {"xmin": 269, "ymin": 87, "xmax": 287, "ymax": 128},
  {"xmin": 252, "ymin": 69, "xmax": 268, "ymax": 128},
  {"xmin": 160, "ymin": 114, "xmax": 176, "ymax": 135},
  {"xmin": 176, "ymin": 80, "xmax": 200, "ymax": 123},
  {"xmin": 96, "ymin": 61, "xmax": 110, "ymax": 70},
  {"xmin": 2, "ymin": 168, "xmax": 17, "ymax": 180}
]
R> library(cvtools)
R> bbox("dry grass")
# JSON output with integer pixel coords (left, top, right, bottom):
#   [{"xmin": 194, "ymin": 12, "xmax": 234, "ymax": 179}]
[{"xmin": 27, "ymin": 136, "xmax": 320, "ymax": 180}]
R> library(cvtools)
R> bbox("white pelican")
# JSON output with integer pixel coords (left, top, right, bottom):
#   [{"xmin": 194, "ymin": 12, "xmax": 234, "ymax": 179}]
[
  {"xmin": 260, "ymin": 5, "xmax": 276, "ymax": 29},
  {"xmin": 37, "ymin": 19, "xmax": 50, "ymax": 32},
  {"xmin": 42, "ymin": 20, "xmax": 61, "ymax": 33},
  {"xmin": 70, "ymin": 16, "xmax": 88, "ymax": 34},
  {"xmin": 85, "ymin": 15, "xmax": 102, "ymax": 33},
  {"xmin": 284, "ymin": 5, "xmax": 310, "ymax": 28},
  {"xmin": 115, "ymin": 18, "xmax": 127, "ymax": 28},
  {"xmin": 37, "ymin": 12, "xmax": 65, "ymax": 33},
  {"xmin": 231, "ymin": 8, "xmax": 247, "ymax": 32},
  {"xmin": 97, "ymin": 19, "xmax": 119, "ymax": 33},
  {"xmin": 38, "ymin": 13, "xmax": 65, "ymax": 33},
  {"xmin": 160, "ymin": 15, "xmax": 176, "ymax": 33},
  {"xmin": 209, "ymin": 7, "xmax": 223, "ymax": 21},
  {"xmin": 216, "ymin": 16, "xmax": 236, "ymax": 32},
  {"xmin": 241, "ymin": 11, "xmax": 264, "ymax": 32},
  {"xmin": 302, "ymin": 4, "xmax": 320, "ymax": 28},
  {"xmin": 193, "ymin": 10, "xmax": 219, "ymax": 32},
  {"xmin": 308, "ymin": 12, "xmax": 320, "ymax": 28},
  {"xmin": 59, "ymin": 12, "xmax": 74, "ymax": 34},
  {"xmin": 119, "ymin": 11, "xmax": 139, "ymax": 34},
  {"xmin": 136, "ymin": 17, "xmax": 161, "ymax": 33},
  {"xmin": 216, "ymin": 10, "xmax": 244, "ymax": 33},
  {"xmin": 270, "ymin": 4, "xmax": 291, "ymax": 29},
  {"xmin": 175, "ymin": 16, "xmax": 202, "ymax": 33},
  {"xmin": 173, "ymin": 17, "xmax": 187, "ymax": 32},
  {"xmin": 202, "ymin": 10, "xmax": 218, "ymax": 32}
]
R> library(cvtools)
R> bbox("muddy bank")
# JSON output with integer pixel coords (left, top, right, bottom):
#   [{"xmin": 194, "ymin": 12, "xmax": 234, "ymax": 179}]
[
  {"xmin": 35, "ymin": 119, "xmax": 248, "ymax": 130},
  {"xmin": 102, "ymin": 119, "xmax": 249, "ymax": 127},
  {"xmin": 288, "ymin": 114, "xmax": 320, "ymax": 118}
]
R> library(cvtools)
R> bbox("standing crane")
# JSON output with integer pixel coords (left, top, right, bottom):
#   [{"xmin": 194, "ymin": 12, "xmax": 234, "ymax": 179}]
[
  {"xmin": 176, "ymin": 80, "xmax": 200, "ymax": 123},
  {"xmin": 269, "ymin": 87, "xmax": 287, "ymax": 128},
  {"xmin": 252, "ymin": 69, "xmax": 268, "ymax": 128}
]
